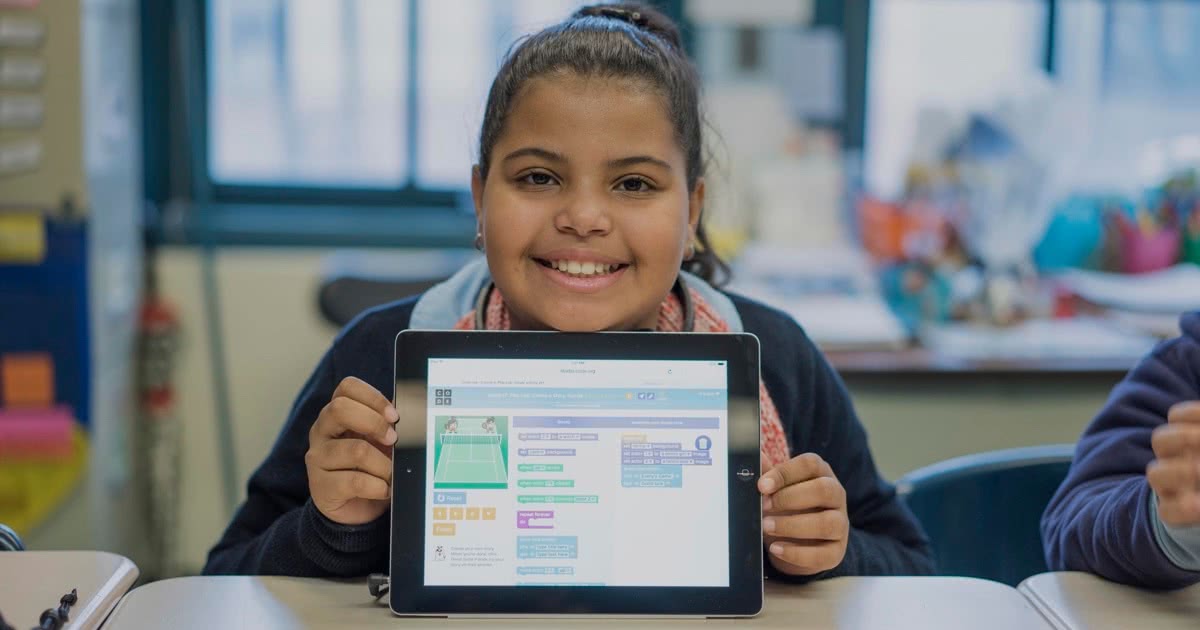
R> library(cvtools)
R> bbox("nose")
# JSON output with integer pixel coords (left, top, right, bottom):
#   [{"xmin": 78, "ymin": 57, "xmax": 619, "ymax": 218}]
[{"xmin": 554, "ymin": 187, "xmax": 612, "ymax": 238}]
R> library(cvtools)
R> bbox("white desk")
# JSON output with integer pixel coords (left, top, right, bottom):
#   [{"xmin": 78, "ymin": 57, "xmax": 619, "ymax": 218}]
[
  {"xmin": 1020, "ymin": 571, "xmax": 1200, "ymax": 630},
  {"xmin": 0, "ymin": 551, "xmax": 138, "ymax": 630},
  {"xmin": 102, "ymin": 576, "xmax": 1050, "ymax": 629}
]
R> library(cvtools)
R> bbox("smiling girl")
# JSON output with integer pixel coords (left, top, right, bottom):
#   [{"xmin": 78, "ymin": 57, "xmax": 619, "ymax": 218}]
[{"xmin": 204, "ymin": 3, "xmax": 934, "ymax": 581}]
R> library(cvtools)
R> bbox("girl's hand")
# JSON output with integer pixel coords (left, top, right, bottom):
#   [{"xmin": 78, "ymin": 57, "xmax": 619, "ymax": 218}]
[
  {"xmin": 758, "ymin": 453, "xmax": 850, "ymax": 576},
  {"xmin": 1148, "ymin": 401, "xmax": 1200, "ymax": 527},
  {"xmin": 306, "ymin": 377, "xmax": 399, "ymax": 525}
]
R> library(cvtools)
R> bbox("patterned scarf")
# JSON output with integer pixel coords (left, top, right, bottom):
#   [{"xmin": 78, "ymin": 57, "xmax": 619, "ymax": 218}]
[{"xmin": 453, "ymin": 285, "xmax": 792, "ymax": 468}]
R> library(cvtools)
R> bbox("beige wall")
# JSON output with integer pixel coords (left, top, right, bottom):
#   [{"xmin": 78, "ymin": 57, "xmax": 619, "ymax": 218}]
[
  {"xmin": 157, "ymin": 247, "xmax": 338, "ymax": 571},
  {"xmin": 156, "ymin": 246, "xmax": 1115, "ymax": 573}
]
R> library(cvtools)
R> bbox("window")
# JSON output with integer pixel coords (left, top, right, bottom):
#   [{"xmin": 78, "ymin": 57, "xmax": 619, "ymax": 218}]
[
  {"xmin": 863, "ymin": 0, "xmax": 1048, "ymax": 199},
  {"xmin": 1053, "ymin": 0, "xmax": 1200, "ymax": 192},
  {"xmin": 207, "ymin": 0, "xmax": 579, "ymax": 191}
]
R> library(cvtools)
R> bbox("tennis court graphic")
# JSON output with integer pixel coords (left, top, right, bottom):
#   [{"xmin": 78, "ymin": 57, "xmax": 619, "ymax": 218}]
[{"xmin": 433, "ymin": 416, "xmax": 510, "ymax": 489}]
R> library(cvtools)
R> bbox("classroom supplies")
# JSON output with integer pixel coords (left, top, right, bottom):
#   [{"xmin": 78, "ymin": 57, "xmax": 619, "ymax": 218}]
[
  {"xmin": 0, "ymin": 352, "xmax": 54, "ymax": 408},
  {"xmin": 1111, "ymin": 210, "xmax": 1181, "ymax": 274},
  {"xmin": 1184, "ymin": 201, "xmax": 1200, "ymax": 265},
  {"xmin": 1033, "ymin": 196, "xmax": 1105, "ymax": 271}
]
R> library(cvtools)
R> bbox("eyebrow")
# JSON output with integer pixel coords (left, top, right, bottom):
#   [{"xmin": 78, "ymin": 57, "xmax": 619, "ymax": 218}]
[
  {"xmin": 501, "ymin": 147, "xmax": 672, "ymax": 171},
  {"xmin": 502, "ymin": 147, "xmax": 565, "ymax": 164},
  {"xmin": 608, "ymin": 155, "xmax": 672, "ymax": 170}
]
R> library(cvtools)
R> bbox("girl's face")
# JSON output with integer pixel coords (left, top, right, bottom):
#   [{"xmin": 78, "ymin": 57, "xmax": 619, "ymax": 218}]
[{"xmin": 472, "ymin": 74, "xmax": 703, "ymax": 332}]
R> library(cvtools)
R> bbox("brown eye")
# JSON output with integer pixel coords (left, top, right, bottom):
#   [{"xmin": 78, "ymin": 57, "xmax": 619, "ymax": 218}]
[
  {"xmin": 618, "ymin": 177, "xmax": 653, "ymax": 193},
  {"xmin": 522, "ymin": 172, "xmax": 555, "ymax": 186}
]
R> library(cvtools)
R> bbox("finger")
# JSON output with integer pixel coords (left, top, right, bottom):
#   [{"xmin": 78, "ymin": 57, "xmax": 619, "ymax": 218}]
[
  {"xmin": 1158, "ymin": 492, "xmax": 1200, "ymax": 528},
  {"xmin": 1151, "ymin": 424, "xmax": 1200, "ymax": 459},
  {"xmin": 333, "ymin": 376, "xmax": 399, "ymax": 424},
  {"xmin": 759, "ymin": 453, "xmax": 833, "ymax": 495},
  {"xmin": 309, "ymin": 438, "xmax": 393, "ymax": 481},
  {"xmin": 1147, "ymin": 459, "xmax": 1200, "ymax": 497},
  {"xmin": 327, "ymin": 470, "xmax": 390, "ymax": 501},
  {"xmin": 763, "ymin": 510, "xmax": 848, "ymax": 542},
  {"xmin": 766, "ymin": 476, "xmax": 845, "ymax": 513},
  {"xmin": 313, "ymin": 396, "xmax": 397, "ymax": 446},
  {"xmin": 767, "ymin": 540, "xmax": 842, "ymax": 575},
  {"xmin": 1168, "ymin": 401, "xmax": 1200, "ymax": 425},
  {"xmin": 761, "ymin": 453, "xmax": 774, "ymax": 510}
]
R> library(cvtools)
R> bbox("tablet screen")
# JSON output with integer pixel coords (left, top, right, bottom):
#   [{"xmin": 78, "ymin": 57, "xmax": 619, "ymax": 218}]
[{"xmin": 422, "ymin": 358, "xmax": 729, "ymax": 588}]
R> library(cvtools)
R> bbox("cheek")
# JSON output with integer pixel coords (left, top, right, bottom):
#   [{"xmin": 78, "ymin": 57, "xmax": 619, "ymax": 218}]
[
  {"xmin": 624, "ymin": 203, "xmax": 689, "ymax": 265},
  {"xmin": 481, "ymin": 188, "xmax": 545, "ymax": 255}
]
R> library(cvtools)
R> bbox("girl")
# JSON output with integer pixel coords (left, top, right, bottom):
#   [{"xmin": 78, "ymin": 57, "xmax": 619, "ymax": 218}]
[{"xmin": 203, "ymin": 3, "xmax": 933, "ymax": 580}]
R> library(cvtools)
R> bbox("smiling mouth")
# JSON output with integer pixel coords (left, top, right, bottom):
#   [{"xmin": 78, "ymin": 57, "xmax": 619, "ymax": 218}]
[{"xmin": 533, "ymin": 257, "xmax": 628, "ymax": 278}]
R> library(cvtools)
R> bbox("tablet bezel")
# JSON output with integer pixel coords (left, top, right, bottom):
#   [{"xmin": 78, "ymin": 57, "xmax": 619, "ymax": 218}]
[{"xmin": 390, "ymin": 330, "xmax": 763, "ymax": 617}]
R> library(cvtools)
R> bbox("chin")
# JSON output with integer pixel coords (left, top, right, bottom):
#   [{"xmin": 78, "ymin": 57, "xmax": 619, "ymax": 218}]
[
  {"xmin": 525, "ymin": 300, "xmax": 632, "ymax": 332},
  {"xmin": 540, "ymin": 310, "xmax": 622, "ymax": 333}
]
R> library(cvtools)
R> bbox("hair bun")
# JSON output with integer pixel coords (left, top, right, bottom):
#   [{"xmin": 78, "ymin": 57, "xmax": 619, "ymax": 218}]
[{"xmin": 575, "ymin": 3, "xmax": 684, "ymax": 51}]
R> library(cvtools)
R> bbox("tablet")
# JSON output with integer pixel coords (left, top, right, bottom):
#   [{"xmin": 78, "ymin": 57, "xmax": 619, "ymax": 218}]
[{"xmin": 390, "ymin": 330, "xmax": 763, "ymax": 617}]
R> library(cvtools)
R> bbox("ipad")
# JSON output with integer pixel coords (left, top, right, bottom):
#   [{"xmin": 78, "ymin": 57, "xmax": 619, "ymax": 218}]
[{"xmin": 390, "ymin": 330, "xmax": 763, "ymax": 617}]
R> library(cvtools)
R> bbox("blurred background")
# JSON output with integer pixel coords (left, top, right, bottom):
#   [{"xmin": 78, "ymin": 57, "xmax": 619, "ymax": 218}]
[{"xmin": 2, "ymin": 0, "xmax": 1199, "ymax": 580}]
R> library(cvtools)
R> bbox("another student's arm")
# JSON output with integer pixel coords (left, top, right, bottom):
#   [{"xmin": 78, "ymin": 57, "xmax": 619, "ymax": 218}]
[
  {"xmin": 202, "ymin": 354, "xmax": 392, "ymax": 577},
  {"xmin": 1041, "ymin": 332, "xmax": 1200, "ymax": 589},
  {"xmin": 763, "ymin": 330, "xmax": 935, "ymax": 581}
]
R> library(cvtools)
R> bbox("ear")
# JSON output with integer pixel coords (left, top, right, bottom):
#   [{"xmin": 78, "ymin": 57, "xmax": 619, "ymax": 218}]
[
  {"xmin": 471, "ymin": 165, "xmax": 486, "ymax": 233},
  {"xmin": 687, "ymin": 177, "xmax": 706, "ymax": 243}
]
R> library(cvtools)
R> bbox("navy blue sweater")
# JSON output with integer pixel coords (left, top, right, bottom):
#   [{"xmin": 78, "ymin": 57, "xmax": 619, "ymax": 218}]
[
  {"xmin": 203, "ymin": 292, "xmax": 934, "ymax": 580},
  {"xmin": 1042, "ymin": 311, "xmax": 1200, "ymax": 589}
]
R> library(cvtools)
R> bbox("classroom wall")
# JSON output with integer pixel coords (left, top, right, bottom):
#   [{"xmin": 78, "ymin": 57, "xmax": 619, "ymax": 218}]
[
  {"xmin": 155, "ymin": 247, "xmax": 337, "ymax": 570},
  {"xmin": 156, "ymin": 246, "xmax": 1113, "ymax": 573}
]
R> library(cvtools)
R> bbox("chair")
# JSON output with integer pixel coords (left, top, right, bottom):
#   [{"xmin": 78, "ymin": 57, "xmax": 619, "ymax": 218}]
[
  {"xmin": 0, "ymin": 523, "xmax": 24, "ymax": 551},
  {"xmin": 318, "ymin": 275, "xmax": 446, "ymax": 328},
  {"xmin": 896, "ymin": 444, "xmax": 1075, "ymax": 586},
  {"xmin": 314, "ymin": 250, "xmax": 478, "ymax": 328}
]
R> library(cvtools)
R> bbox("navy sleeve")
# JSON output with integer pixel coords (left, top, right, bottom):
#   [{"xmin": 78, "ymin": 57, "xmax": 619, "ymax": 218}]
[
  {"xmin": 201, "ymin": 349, "xmax": 391, "ymax": 576},
  {"xmin": 763, "ymin": 323, "xmax": 935, "ymax": 581},
  {"xmin": 1041, "ymin": 313, "xmax": 1200, "ymax": 590}
]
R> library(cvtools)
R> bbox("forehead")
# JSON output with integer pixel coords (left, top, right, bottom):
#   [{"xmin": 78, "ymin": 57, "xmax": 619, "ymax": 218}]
[{"xmin": 498, "ymin": 73, "xmax": 682, "ymax": 163}]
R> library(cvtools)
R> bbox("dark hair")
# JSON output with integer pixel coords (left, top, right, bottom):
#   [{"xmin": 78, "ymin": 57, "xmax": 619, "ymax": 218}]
[{"xmin": 477, "ymin": 2, "xmax": 729, "ymax": 285}]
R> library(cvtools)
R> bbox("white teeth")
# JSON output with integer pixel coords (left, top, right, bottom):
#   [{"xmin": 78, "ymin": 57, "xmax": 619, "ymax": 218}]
[{"xmin": 545, "ymin": 259, "xmax": 619, "ymax": 276}]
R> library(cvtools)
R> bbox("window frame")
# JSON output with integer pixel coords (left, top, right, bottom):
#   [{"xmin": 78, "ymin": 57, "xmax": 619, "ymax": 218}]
[
  {"xmin": 143, "ymin": 0, "xmax": 689, "ymax": 247},
  {"xmin": 198, "ymin": 0, "xmax": 470, "ymax": 209}
]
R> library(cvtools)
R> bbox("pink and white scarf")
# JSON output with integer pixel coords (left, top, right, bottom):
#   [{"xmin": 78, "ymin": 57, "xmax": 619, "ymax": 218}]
[{"xmin": 453, "ymin": 286, "xmax": 792, "ymax": 468}]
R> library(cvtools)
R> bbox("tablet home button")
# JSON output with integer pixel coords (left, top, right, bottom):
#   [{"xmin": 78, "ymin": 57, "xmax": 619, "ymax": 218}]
[{"xmin": 736, "ymin": 466, "xmax": 755, "ymax": 481}]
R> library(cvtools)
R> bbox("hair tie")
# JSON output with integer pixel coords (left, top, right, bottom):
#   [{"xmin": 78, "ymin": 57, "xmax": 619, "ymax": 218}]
[{"xmin": 588, "ymin": 6, "xmax": 649, "ymax": 28}]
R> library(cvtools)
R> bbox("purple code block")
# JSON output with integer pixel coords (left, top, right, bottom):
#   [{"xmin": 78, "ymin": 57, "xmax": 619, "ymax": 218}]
[
  {"xmin": 518, "ymin": 448, "xmax": 577, "ymax": 457},
  {"xmin": 517, "ymin": 510, "xmax": 555, "ymax": 529}
]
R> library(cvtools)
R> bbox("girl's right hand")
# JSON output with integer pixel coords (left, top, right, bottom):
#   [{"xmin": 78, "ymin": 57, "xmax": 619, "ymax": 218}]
[{"xmin": 306, "ymin": 376, "xmax": 399, "ymax": 525}]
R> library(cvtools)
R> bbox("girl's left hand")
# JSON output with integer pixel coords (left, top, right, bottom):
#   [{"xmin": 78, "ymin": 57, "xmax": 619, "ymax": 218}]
[{"xmin": 758, "ymin": 452, "xmax": 850, "ymax": 576}]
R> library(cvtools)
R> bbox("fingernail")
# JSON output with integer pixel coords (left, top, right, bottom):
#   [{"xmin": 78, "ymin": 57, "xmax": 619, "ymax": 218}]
[
  {"xmin": 769, "ymin": 542, "xmax": 785, "ymax": 557},
  {"xmin": 385, "ymin": 406, "xmax": 399, "ymax": 423},
  {"xmin": 762, "ymin": 495, "xmax": 773, "ymax": 511},
  {"xmin": 759, "ymin": 477, "xmax": 776, "ymax": 493},
  {"xmin": 385, "ymin": 427, "xmax": 397, "ymax": 445},
  {"xmin": 763, "ymin": 517, "xmax": 776, "ymax": 533}
]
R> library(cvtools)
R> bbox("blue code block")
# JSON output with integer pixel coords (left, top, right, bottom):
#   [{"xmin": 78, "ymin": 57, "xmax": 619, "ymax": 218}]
[
  {"xmin": 517, "ymin": 536, "xmax": 579, "ymax": 559},
  {"xmin": 621, "ymin": 465, "xmax": 683, "ymax": 488},
  {"xmin": 516, "ymin": 566, "xmax": 575, "ymax": 576}
]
